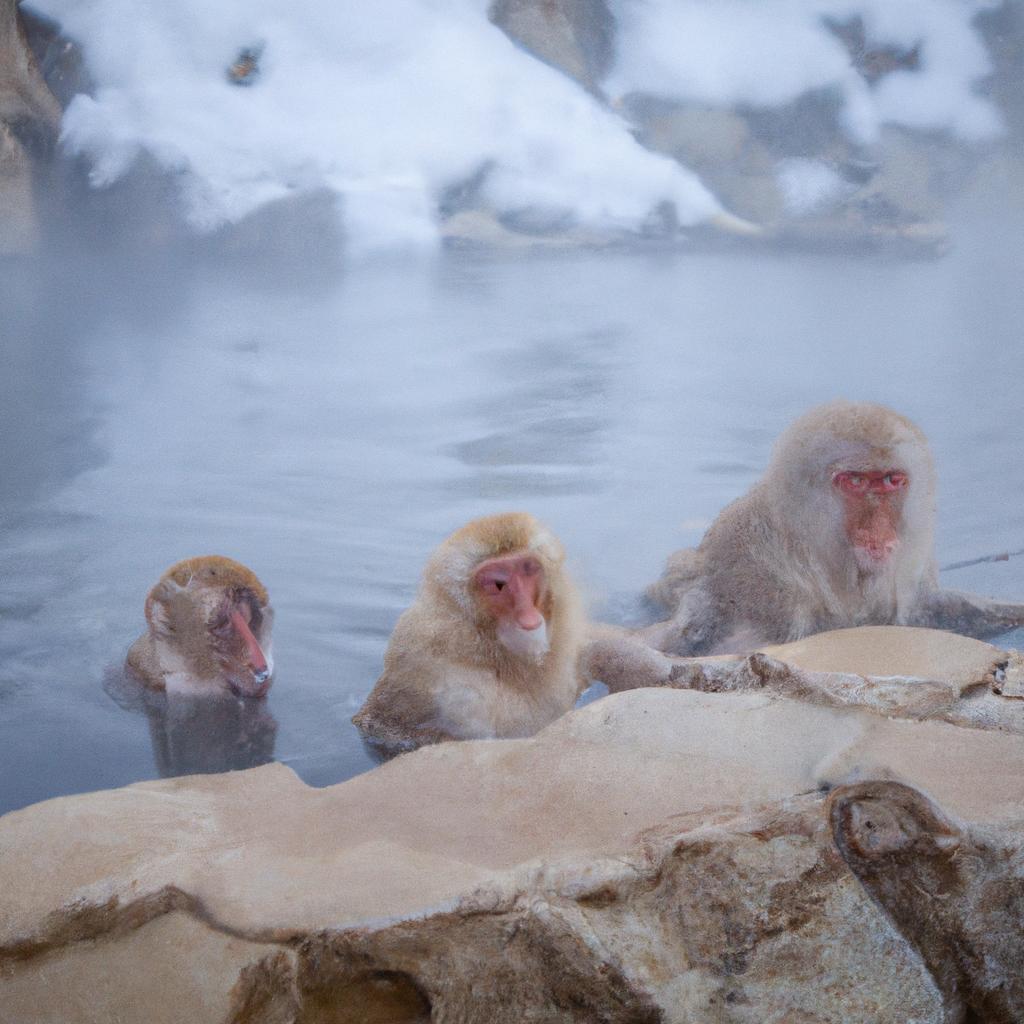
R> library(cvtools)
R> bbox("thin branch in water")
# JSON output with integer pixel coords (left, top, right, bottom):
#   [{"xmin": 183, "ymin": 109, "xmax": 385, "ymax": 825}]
[{"xmin": 940, "ymin": 548, "xmax": 1024, "ymax": 572}]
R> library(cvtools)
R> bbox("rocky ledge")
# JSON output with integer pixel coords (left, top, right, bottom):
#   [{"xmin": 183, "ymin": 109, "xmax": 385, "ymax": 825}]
[{"xmin": 1, "ymin": 626, "xmax": 1023, "ymax": 1023}]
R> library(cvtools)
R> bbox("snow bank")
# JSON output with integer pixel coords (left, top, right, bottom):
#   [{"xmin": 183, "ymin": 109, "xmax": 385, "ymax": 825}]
[
  {"xmin": 28, "ymin": 0, "xmax": 1001, "ymax": 252},
  {"xmin": 609, "ymin": 0, "xmax": 1000, "ymax": 143}
]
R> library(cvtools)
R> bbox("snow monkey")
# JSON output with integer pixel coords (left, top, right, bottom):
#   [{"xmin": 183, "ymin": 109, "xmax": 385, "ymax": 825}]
[
  {"xmin": 126, "ymin": 556, "xmax": 274, "ymax": 697},
  {"xmin": 353, "ymin": 512, "xmax": 587, "ymax": 754},
  {"xmin": 645, "ymin": 400, "xmax": 1024, "ymax": 656}
]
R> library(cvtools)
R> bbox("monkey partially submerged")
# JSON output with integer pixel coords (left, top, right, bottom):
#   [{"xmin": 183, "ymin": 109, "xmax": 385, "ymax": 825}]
[
  {"xmin": 126, "ymin": 556, "xmax": 274, "ymax": 697},
  {"xmin": 353, "ymin": 512, "xmax": 587, "ymax": 754},
  {"xmin": 645, "ymin": 401, "xmax": 1024, "ymax": 655}
]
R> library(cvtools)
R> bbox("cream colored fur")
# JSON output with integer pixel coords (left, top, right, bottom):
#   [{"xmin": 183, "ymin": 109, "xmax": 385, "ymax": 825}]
[
  {"xmin": 645, "ymin": 401, "xmax": 1024, "ymax": 655},
  {"xmin": 353, "ymin": 512, "xmax": 586, "ymax": 753}
]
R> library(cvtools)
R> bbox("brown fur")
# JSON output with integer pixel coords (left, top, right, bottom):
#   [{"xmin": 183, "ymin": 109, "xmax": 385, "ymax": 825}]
[
  {"xmin": 158, "ymin": 555, "xmax": 269, "ymax": 606},
  {"xmin": 645, "ymin": 401, "xmax": 1024, "ymax": 655},
  {"xmin": 353, "ymin": 512, "xmax": 586, "ymax": 754},
  {"xmin": 126, "ymin": 555, "xmax": 273, "ymax": 694}
]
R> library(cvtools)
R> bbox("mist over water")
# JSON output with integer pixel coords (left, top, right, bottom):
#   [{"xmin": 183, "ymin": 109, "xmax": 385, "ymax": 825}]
[
  {"xmin": 3, "ymin": 192, "xmax": 1024, "ymax": 814},
  {"xmin": 3, "ymin": 0, "xmax": 1024, "ymax": 814}
]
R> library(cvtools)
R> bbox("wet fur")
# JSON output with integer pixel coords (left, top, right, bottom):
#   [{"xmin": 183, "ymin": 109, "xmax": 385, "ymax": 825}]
[
  {"xmin": 126, "ymin": 556, "xmax": 273, "ymax": 692},
  {"xmin": 353, "ymin": 512, "xmax": 586, "ymax": 753},
  {"xmin": 646, "ymin": 401, "xmax": 1024, "ymax": 655}
]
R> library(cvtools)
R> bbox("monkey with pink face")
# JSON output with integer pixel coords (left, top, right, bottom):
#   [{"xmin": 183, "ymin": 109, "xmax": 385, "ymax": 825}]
[
  {"xmin": 126, "ymin": 556, "xmax": 274, "ymax": 697},
  {"xmin": 353, "ymin": 512, "xmax": 587, "ymax": 754},
  {"xmin": 644, "ymin": 401, "xmax": 1024, "ymax": 656}
]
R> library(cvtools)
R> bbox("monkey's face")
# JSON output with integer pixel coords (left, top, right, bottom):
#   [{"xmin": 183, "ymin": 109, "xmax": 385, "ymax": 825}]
[
  {"xmin": 831, "ymin": 469, "xmax": 909, "ymax": 573},
  {"xmin": 205, "ymin": 588, "xmax": 274, "ymax": 697},
  {"xmin": 473, "ymin": 552, "xmax": 550, "ymax": 661},
  {"xmin": 148, "ymin": 581, "xmax": 274, "ymax": 696}
]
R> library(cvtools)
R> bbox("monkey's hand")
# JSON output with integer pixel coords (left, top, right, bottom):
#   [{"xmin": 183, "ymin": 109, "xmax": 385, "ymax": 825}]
[
  {"xmin": 914, "ymin": 589, "xmax": 1024, "ymax": 640},
  {"xmin": 580, "ymin": 624, "xmax": 678, "ymax": 692}
]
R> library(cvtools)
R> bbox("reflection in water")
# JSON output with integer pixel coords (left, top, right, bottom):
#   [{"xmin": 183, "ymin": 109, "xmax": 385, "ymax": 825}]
[{"xmin": 105, "ymin": 672, "xmax": 278, "ymax": 778}]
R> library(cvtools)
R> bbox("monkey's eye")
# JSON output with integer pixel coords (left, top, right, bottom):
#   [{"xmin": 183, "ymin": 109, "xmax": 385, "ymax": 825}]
[
  {"xmin": 833, "ymin": 472, "xmax": 868, "ymax": 495},
  {"xmin": 521, "ymin": 559, "xmax": 540, "ymax": 576},
  {"xmin": 882, "ymin": 472, "xmax": 908, "ymax": 491},
  {"xmin": 210, "ymin": 615, "xmax": 233, "ymax": 637}
]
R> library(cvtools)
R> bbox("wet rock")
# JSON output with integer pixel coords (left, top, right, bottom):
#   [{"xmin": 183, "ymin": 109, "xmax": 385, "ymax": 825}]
[
  {"xmin": 666, "ymin": 626, "xmax": 1024, "ymax": 733},
  {"xmin": 19, "ymin": 5, "xmax": 91, "ymax": 108},
  {"xmin": 489, "ymin": 0, "xmax": 615, "ymax": 94},
  {"xmin": 3, "ymin": 687, "xmax": 1024, "ymax": 1021},
  {"xmin": 830, "ymin": 780, "xmax": 1024, "ymax": 1023}
]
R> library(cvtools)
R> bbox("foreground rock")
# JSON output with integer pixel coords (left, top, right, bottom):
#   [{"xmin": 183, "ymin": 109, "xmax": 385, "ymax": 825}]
[
  {"xmin": 3, "ymin": 683, "xmax": 1024, "ymax": 1022},
  {"xmin": 831, "ymin": 780, "xmax": 1024, "ymax": 1022}
]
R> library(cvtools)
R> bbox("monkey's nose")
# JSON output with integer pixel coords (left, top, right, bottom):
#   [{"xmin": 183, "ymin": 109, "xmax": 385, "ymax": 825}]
[{"xmin": 252, "ymin": 667, "xmax": 270, "ymax": 686}]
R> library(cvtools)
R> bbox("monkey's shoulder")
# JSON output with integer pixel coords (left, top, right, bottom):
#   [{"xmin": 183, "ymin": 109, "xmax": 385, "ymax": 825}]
[
  {"xmin": 125, "ymin": 634, "xmax": 166, "ymax": 689},
  {"xmin": 645, "ymin": 546, "xmax": 703, "ymax": 611}
]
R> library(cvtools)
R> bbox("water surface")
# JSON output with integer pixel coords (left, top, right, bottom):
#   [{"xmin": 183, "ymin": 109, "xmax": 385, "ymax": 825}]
[{"xmin": 2, "ymin": 217, "xmax": 1024, "ymax": 814}]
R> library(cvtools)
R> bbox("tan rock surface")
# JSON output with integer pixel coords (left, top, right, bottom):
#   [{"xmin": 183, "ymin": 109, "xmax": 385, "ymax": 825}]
[
  {"xmin": 761, "ymin": 625, "xmax": 1016, "ymax": 692},
  {"xmin": 658, "ymin": 625, "xmax": 1024, "ymax": 733},
  {"xmin": 2, "ymin": 683, "xmax": 1024, "ymax": 1021}
]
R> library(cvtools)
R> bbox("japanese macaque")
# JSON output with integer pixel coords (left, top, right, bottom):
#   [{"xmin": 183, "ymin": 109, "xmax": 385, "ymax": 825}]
[
  {"xmin": 126, "ymin": 556, "xmax": 274, "ymax": 697},
  {"xmin": 645, "ymin": 401, "xmax": 1024, "ymax": 656},
  {"xmin": 353, "ymin": 512, "xmax": 586, "ymax": 754}
]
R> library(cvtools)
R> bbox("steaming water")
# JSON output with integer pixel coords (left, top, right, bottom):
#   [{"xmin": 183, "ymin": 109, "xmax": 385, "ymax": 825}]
[{"xmin": 2, "ymin": 209, "xmax": 1024, "ymax": 815}]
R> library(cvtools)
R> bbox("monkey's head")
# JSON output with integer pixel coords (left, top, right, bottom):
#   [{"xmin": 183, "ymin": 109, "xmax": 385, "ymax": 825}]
[
  {"xmin": 769, "ymin": 401, "xmax": 936, "ymax": 577},
  {"xmin": 143, "ymin": 556, "xmax": 274, "ymax": 697},
  {"xmin": 428, "ymin": 512, "xmax": 563, "ymax": 662}
]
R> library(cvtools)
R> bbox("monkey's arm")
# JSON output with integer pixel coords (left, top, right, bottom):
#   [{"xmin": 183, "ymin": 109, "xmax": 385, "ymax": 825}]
[
  {"xmin": 581, "ymin": 624, "xmax": 680, "ymax": 692},
  {"xmin": 911, "ymin": 589, "xmax": 1024, "ymax": 640},
  {"xmin": 581, "ymin": 624, "xmax": 745, "ymax": 693},
  {"xmin": 352, "ymin": 667, "xmax": 461, "ymax": 757}
]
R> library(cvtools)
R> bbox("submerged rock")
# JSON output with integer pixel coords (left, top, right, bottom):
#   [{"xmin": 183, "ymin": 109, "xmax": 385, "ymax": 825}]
[{"xmin": 2, "ymin": 683, "xmax": 1024, "ymax": 1021}]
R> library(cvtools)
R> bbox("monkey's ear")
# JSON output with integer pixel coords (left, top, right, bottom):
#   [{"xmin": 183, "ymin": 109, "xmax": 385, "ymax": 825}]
[{"xmin": 145, "ymin": 578, "xmax": 184, "ymax": 633}]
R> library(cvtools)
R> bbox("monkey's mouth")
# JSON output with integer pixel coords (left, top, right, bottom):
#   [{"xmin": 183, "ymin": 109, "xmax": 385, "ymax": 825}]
[
  {"xmin": 226, "ymin": 670, "xmax": 271, "ymax": 699},
  {"xmin": 852, "ymin": 543, "xmax": 898, "ymax": 573},
  {"xmin": 222, "ymin": 663, "xmax": 272, "ymax": 698}
]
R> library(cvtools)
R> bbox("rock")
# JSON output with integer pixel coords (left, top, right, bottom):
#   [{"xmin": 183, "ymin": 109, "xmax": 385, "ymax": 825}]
[
  {"xmin": 641, "ymin": 104, "xmax": 751, "ymax": 168},
  {"xmin": 0, "ymin": 120, "xmax": 36, "ymax": 253},
  {"xmin": 830, "ymin": 780, "xmax": 1024, "ymax": 1022},
  {"xmin": 667, "ymin": 626, "xmax": 1024, "ymax": 733},
  {"xmin": 19, "ymin": 5, "xmax": 91, "ymax": 109},
  {"xmin": 0, "ymin": 0, "xmax": 61, "ymax": 255},
  {"xmin": 489, "ymin": 0, "xmax": 615, "ymax": 94},
  {"xmin": 825, "ymin": 15, "xmax": 921, "ymax": 85},
  {"xmin": 3, "ymin": 686, "xmax": 1024, "ymax": 1021}
]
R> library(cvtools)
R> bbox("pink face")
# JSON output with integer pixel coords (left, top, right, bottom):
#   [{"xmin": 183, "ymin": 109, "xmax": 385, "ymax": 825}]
[
  {"xmin": 210, "ymin": 595, "xmax": 272, "ymax": 697},
  {"xmin": 473, "ymin": 553, "xmax": 546, "ymax": 631},
  {"xmin": 832, "ymin": 470, "xmax": 909, "ymax": 568}
]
